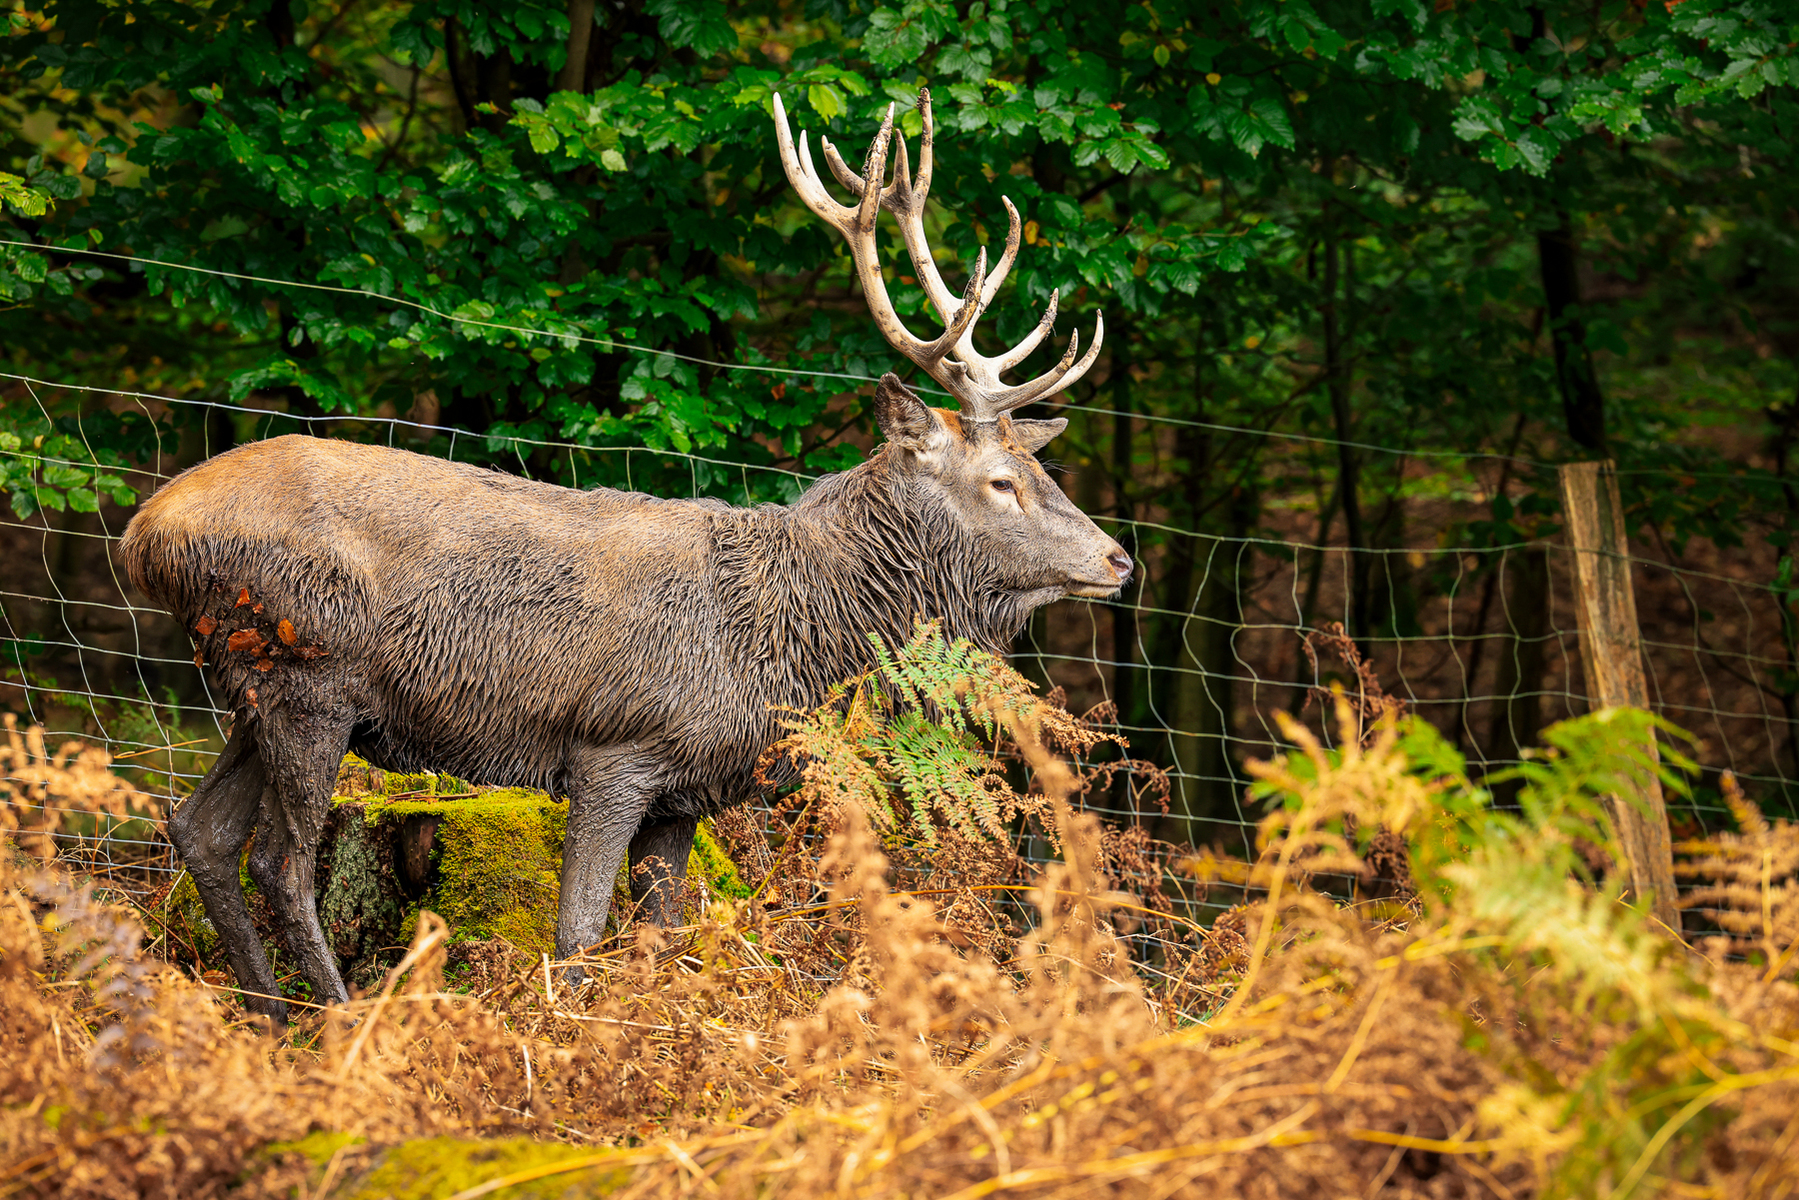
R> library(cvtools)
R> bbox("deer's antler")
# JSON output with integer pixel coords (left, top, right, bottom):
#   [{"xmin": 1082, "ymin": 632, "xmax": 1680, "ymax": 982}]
[{"xmin": 772, "ymin": 88, "xmax": 1103, "ymax": 424}]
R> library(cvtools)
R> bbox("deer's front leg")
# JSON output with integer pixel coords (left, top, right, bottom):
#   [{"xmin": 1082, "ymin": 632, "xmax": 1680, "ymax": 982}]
[{"xmin": 556, "ymin": 746, "xmax": 662, "ymax": 962}]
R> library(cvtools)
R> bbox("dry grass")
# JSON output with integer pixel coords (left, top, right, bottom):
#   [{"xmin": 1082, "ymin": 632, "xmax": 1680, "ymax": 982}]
[{"xmin": 6, "ymin": 637, "xmax": 1799, "ymax": 1198}]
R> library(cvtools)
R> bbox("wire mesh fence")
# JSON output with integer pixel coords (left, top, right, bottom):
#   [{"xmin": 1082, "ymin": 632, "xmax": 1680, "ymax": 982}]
[{"xmin": 2, "ymin": 371, "xmax": 1791, "ymax": 943}]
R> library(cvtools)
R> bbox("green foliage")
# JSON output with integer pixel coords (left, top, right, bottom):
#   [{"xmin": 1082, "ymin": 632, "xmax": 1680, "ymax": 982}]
[
  {"xmin": 0, "ymin": 168, "xmax": 48, "ymax": 216},
  {"xmin": 0, "ymin": 427, "xmax": 139, "ymax": 519},
  {"xmin": 770, "ymin": 620, "xmax": 1107, "ymax": 845},
  {"xmin": 1248, "ymin": 704, "xmax": 1765, "ymax": 1194},
  {"xmin": 2, "ymin": 0, "xmax": 1788, "ymax": 489}
]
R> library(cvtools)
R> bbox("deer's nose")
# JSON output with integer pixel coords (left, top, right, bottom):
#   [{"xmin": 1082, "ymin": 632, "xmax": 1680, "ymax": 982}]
[{"xmin": 1108, "ymin": 550, "xmax": 1134, "ymax": 584}]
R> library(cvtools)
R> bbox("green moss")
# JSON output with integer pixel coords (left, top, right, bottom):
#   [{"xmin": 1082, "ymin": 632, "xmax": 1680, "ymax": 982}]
[
  {"xmin": 380, "ymin": 770, "xmax": 475, "ymax": 798},
  {"xmin": 393, "ymin": 790, "xmax": 568, "ymax": 957},
  {"xmin": 339, "ymin": 1136, "xmax": 632, "ymax": 1199},
  {"xmin": 691, "ymin": 818, "xmax": 751, "ymax": 901},
  {"xmin": 327, "ymin": 758, "xmax": 753, "ymax": 957},
  {"xmin": 268, "ymin": 1129, "xmax": 365, "ymax": 1167}
]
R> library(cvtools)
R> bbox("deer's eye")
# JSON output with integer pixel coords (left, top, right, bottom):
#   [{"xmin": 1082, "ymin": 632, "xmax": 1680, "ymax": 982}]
[{"xmin": 990, "ymin": 479, "xmax": 1016, "ymax": 495}]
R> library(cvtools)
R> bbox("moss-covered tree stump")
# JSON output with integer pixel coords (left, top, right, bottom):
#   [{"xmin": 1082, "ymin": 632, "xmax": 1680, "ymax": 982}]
[{"xmin": 158, "ymin": 755, "xmax": 749, "ymax": 995}]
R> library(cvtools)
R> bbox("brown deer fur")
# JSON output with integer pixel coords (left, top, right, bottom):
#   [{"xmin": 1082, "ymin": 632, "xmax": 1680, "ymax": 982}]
[{"xmin": 119, "ymin": 375, "xmax": 1129, "ymax": 1022}]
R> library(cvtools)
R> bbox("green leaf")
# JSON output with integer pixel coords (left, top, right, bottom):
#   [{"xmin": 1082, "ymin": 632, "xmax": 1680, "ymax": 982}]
[
  {"xmin": 1102, "ymin": 139, "xmax": 1139, "ymax": 172},
  {"xmin": 865, "ymin": 8, "xmax": 932, "ymax": 67},
  {"xmin": 520, "ymin": 114, "xmax": 560, "ymax": 155},
  {"xmin": 1133, "ymin": 137, "xmax": 1170, "ymax": 170},
  {"xmin": 645, "ymin": 0, "xmax": 737, "ymax": 55},
  {"xmin": 0, "ymin": 171, "xmax": 51, "ymax": 217},
  {"xmin": 807, "ymin": 84, "xmax": 845, "ymax": 122},
  {"xmin": 14, "ymin": 252, "xmax": 48, "ymax": 284}
]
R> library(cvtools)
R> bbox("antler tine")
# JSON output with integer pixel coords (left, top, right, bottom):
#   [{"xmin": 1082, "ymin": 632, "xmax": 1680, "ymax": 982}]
[
  {"xmin": 986, "ymin": 310, "xmax": 1106, "ymax": 414},
  {"xmin": 888, "ymin": 131, "xmax": 914, "ymax": 209},
  {"xmin": 993, "ymin": 289, "xmax": 1058, "ymax": 374},
  {"xmin": 819, "ymin": 137, "xmax": 865, "ymax": 193},
  {"xmin": 821, "ymin": 130, "xmax": 915, "ymax": 210},
  {"xmin": 855, "ymin": 105, "xmax": 896, "ymax": 234},
  {"xmin": 978, "ymin": 196, "xmax": 1023, "ymax": 309},
  {"xmin": 881, "ymin": 97, "xmax": 960, "ymax": 325},
  {"xmin": 772, "ymin": 93, "xmax": 853, "ymax": 231},
  {"xmin": 930, "ymin": 246, "xmax": 987, "ymax": 356},
  {"xmin": 913, "ymin": 88, "xmax": 935, "ymax": 207}
]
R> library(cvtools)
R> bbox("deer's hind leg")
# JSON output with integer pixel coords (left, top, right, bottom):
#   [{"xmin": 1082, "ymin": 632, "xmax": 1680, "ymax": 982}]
[
  {"xmin": 247, "ymin": 700, "xmax": 355, "ymax": 1010},
  {"xmin": 170, "ymin": 716, "xmax": 285, "ymax": 1022},
  {"xmin": 629, "ymin": 811, "xmax": 698, "ymax": 929}
]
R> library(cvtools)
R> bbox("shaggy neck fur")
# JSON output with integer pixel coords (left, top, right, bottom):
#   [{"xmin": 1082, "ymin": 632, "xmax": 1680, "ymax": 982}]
[{"xmin": 714, "ymin": 448, "xmax": 1035, "ymax": 707}]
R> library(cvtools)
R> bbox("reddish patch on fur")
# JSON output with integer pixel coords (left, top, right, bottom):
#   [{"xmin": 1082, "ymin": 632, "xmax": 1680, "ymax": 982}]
[{"xmin": 226, "ymin": 629, "xmax": 266, "ymax": 655}]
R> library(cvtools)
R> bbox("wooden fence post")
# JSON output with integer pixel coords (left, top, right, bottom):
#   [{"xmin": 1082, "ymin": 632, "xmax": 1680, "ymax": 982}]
[{"xmin": 1557, "ymin": 460, "xmax": 1681, "ymax": 935}]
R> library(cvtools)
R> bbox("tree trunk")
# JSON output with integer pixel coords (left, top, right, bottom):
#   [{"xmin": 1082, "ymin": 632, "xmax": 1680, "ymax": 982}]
[
  {"xmin": 1764, "ymin": 383, "xmax": 1799, "ymax": 794},
  {"xmin": 1109, "ymin": 316, "xmax": 1140, "ymax": 737},
  {"xmin": 1538, "ymin": 212, "xmax": 1607, "ymax": 454},
  {"xmin": 558, "ymin": 0, "xmax": 597, "ymax": 92},
  {"xmin": 1321, "ymin": 182, "xmax": 1369, "ymax": 645}
]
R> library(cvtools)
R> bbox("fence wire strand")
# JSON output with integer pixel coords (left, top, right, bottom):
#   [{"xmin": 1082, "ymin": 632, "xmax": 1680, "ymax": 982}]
[{"xmin": 2, "ymin": 373, "xmax": 1789, "ymax": 938}]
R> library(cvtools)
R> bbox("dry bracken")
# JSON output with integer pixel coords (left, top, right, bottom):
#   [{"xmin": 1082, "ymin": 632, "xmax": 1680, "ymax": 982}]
[{"xmin": 6, "ymin": 633, "xmax": 1799, "ymax": 1199}]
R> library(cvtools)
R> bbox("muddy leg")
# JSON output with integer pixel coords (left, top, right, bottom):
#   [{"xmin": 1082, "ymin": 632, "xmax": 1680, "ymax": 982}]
[
  {"xmin": 556, "ymin": 747, "xmax": 662, "ymax": 964},
  {"xmin": 629, "ymin": 812, "xmax": 698, "ymax": 929},
  {"xmin": 169, "ymin": 717, "xmax": 286, "ymax": 1023},
  {"xmin": 246, "ymin": 706, "xmax": 353, "ymax": 1009}
]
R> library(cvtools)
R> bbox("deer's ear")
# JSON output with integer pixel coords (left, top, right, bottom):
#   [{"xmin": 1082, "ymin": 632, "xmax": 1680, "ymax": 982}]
[
  {"xmin": 1009, "ymin": 417, "xmax": 1068, "ymax": 454},
  {"xmin": 874, "ymin": 374, "xmax": 950, "ymax": 453}
]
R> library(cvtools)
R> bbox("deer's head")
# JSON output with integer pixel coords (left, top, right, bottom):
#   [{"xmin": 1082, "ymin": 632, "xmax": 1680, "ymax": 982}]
[{"xmin": 774, "ymin": 89, "xmax": 1133, "ymax": 601}]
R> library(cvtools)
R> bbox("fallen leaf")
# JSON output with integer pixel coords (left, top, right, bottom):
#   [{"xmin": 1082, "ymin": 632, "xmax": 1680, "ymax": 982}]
[
  {"xmin": 235, "ymin": 587, "xmax": 251, "ymax": 607},
  {"xmin": 252, "ymin": 602, "xmax": 264, "ymax": 614},
  {"xmin": 246, "ymin": 687, "xmax": 259, "ymax": 708},
  {"xmin": 193, "ymin": 650, "xmax": 205, "ymax": 669},
  {"xmin": 195, "ymin": 615, "xmax": 218, "ymax": 636},
  {"xmin": 277, "ymin": 619, "xmax": 298, "ymax": 645},
  {"xmin": 254, "ymin": 657, "xmax": 274, "ymax": 673},
  {"xmin": 294, "ymin": 644, "xmax": 330, "ymax": 661},
  {"xmin": 227, "ymin": 629, "xmax": 265, "ymax": 654}
]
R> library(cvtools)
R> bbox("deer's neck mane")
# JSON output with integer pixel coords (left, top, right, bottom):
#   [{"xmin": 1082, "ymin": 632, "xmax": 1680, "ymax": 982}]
[{"xmin": 714, "ymin": 453, "xmax": 1036, "ymax": 705}]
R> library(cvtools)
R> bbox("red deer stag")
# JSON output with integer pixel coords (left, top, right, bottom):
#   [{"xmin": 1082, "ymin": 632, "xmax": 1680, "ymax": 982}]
[{"xmin": 119, "ymin": 89, "xmax": 1128, "ymax": 1024}]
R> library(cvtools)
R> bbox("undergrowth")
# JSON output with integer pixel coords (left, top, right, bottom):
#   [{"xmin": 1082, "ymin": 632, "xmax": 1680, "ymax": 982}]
[{"xmin": 4, "ymin": 627, "xmax": 1799, "ymax": 1198}]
